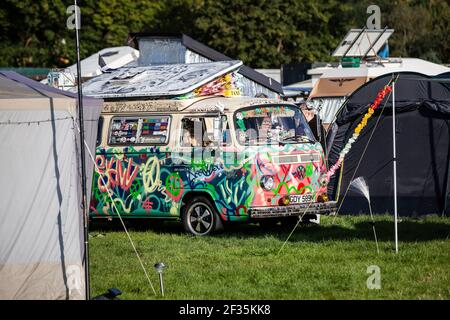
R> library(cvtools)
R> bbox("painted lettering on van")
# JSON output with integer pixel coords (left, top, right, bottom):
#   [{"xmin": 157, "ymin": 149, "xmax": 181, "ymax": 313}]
[
  {"xmin": 141, "ymin": 156, "xmax": 161, "ymax": 193},
  {"xmin": 96, "ymin": 155, "xmax": 139, "ymax": 192}
]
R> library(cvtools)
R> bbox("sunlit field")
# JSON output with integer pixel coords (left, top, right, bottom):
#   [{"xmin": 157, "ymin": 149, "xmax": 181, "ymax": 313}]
[{"xmin": 89, "ymin": 215, "xmax": 450, "ymax": 300}]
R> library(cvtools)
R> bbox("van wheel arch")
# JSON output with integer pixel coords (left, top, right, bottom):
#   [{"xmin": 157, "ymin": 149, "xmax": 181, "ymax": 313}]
[
  {"xmin": 180, "ymin": 192, "xmax": 224, "ymax": 236},
  {"xmin": 181, "ymin": 191, "xmax": 221, "ymax": 218}
]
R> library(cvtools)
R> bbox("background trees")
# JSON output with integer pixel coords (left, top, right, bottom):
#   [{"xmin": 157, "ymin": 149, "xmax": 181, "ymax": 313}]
[{"xmin": 0, "ymin": 0, "xmax": 448, "ymax": 68}]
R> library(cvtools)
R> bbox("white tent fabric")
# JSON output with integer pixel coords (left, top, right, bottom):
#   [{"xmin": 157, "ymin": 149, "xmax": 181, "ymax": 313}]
[{"xmin": 0, "ymin": 72, "xmax": 102, "ymax": 300}]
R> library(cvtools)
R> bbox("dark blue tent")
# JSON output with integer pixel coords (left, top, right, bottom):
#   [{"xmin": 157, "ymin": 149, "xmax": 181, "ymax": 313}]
[
  {"xmin": 434, "ymin": 72, "xmax": 450, "ymax": 90},
  {"xmin": 327, "ymin": 72, "xmax": 450, "ymax": 216}
]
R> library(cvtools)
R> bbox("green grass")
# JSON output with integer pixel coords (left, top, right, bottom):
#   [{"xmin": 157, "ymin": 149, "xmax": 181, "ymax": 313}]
[{"xmin": 89, "ymin": 215, "xmax": 450, "ymax": 300}]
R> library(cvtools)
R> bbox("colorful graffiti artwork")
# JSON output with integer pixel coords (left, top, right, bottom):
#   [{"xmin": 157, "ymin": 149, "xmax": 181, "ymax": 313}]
[{"xmin": 90, "ymin": 142, "xmax": 327, "ymax": 222}]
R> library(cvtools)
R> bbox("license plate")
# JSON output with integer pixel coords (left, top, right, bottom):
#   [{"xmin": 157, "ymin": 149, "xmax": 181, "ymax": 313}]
[{"xmin": 289, "ymin": 194, "xmax": 315, "ymax": 204}]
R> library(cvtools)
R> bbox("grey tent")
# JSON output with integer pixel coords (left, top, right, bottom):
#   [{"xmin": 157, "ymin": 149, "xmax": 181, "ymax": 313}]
[{"xmin": 0, "ymin": 72, "xmax": 102, "ymax": 299}]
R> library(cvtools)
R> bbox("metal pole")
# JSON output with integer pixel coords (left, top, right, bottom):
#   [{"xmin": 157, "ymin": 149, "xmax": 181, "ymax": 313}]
[
  {"xmin": 392, "ymin": 77, "xmax": 399, "ymax": 254},
  {"xmin": 158, "ymin": 273, "xmax": 165, "ymax": 297},
  {"xmin": 74, "ymin": 0, "xmax": 90, "ymax": 299}
]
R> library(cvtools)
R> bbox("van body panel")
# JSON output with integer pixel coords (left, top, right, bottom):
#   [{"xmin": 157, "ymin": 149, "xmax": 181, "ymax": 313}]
[{"xmin": 89, "ymin": 97, "xmax": 336, "ymax": 223}]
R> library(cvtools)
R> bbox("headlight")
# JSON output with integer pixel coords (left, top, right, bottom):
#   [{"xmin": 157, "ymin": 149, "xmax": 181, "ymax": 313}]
[
  {"xmin": 260, "ymin": 175, "xmax": 274, "ymax": 191},
  {"xmin": 317, "ymin": 194, "xmax": 329, "ymax": 203}
]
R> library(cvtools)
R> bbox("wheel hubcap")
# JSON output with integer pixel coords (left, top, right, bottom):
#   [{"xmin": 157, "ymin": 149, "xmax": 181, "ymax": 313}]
[{"xmin": 189, "ymin": 204, "xmax": 213, "ymax": 235}]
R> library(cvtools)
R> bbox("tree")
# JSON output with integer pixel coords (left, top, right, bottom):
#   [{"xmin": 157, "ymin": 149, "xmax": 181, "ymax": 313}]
[
  {"xmin": 340, "ymin": 0, "xmax": 449, "ymax": 64},
  {"xmin": 0, "ymin": 0, "xmax": 161, "ymax": 67},
  {"xmin": 191, "ymin": 0, "xmax": 353, "ymax": 67},
  {"xmin": 0, "ymin": 0, "xmax": 448, "ymax": 68}
]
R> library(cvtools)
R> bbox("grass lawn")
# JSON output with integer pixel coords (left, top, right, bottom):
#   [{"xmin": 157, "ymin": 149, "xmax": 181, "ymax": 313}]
[{"xmin": 89, "ymin": 215, "xmax": 450, "ymax": 300}]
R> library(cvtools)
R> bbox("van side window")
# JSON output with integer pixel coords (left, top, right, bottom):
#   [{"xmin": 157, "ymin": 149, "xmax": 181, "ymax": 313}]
[
  {"xmin": 108, "ymin": 116, "xmax": 170, "ymax": 145},
  {"xmin": 181, "ymin": 117, "xmax": 222, "ymax": 148}
]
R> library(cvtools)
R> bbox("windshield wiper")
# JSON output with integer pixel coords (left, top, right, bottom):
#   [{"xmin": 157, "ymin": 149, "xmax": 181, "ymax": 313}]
[
  {"xmin": 280, "ymin": 135, "xmax": 316, "ymax": 144},
  {"xmin": 248, "ymin": 135, "xmax": 316, "ymax": 146}
]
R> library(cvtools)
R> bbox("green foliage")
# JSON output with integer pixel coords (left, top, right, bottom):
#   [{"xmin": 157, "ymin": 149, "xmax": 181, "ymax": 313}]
[
  {"xmin": 0, "ymin": 0, "xmax": 448, "ymax": 68},
  {"xmin": 191, "ymin": 0, "xmax": 353, "ymax": 67},
  {"xmin": 341, "ymin": 0, "xmax": 449, "ymax": 64}
]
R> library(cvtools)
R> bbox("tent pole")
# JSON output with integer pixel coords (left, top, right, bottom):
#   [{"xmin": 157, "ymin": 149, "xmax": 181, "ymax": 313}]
[
  {"xmin": 74, "ymin": 0, "xmax": 90, "ymax": 300},
  {"xmin": 442, "ymin": 120, "xmax": 450, "ymax": 217},
  {"xmin": 392, "ymin": 77, "xmax": 399, "ymax": 254}
]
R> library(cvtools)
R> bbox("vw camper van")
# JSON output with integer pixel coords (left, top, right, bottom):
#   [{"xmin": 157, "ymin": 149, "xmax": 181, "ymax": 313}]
[{"xmin": 90, "ymin": 96, "xmax": 337, "ymax": 235}]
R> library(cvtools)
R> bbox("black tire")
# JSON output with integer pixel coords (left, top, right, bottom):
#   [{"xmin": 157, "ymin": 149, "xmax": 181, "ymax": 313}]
[{"xmin": 182, "ymin": 196, "xmax": 223, "ymax": 236}]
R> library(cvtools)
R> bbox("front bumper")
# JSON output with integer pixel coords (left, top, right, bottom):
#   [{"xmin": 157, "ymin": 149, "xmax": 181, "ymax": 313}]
[{"xmin": 249, "ymin": 201, "xmax": 337, "ymax": 219}]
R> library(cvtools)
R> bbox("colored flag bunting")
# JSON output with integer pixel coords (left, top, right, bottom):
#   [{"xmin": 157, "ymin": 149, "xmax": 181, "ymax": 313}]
[{"xmin": 326, "ymin": 85, "xmax": 392, "ymax": 181}]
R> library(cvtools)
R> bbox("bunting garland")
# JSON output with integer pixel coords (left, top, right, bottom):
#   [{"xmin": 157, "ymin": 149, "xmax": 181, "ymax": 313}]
[{"xmin": 326, "ymin": 84, "xmax": 393, "ymax": 181}]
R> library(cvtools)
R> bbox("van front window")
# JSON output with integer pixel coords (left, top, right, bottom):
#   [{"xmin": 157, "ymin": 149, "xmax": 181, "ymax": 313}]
[{"xmin": 234, "ymin": 105, "xmax": 315, "ymax": 146}]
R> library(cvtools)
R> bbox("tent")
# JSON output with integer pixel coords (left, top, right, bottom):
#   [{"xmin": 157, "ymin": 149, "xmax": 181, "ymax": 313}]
[
  {"xmin": 327, "ymin": 72, "xmax": 450, "ymax": 216},
  {"xmin": 0, "ymin": 71, "xmax": 102, "ymax": 299},
  {"xmin": 434, "ymin": 72, "xmax": 450, "ymax": 90},
  {"xmin": 308, "ymin": 58, "xmax": 450, "ymax": 125}
]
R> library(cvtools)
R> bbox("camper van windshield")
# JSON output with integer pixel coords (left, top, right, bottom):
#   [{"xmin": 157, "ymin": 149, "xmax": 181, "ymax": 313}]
[{"xmin": 234, "ymin": 105, "xmax": 315, "ymax": 146}]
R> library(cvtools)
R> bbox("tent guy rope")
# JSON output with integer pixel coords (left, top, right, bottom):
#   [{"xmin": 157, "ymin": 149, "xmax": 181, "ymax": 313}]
[
  {"xmin": 277, "ymin": 194, "xmax": 317, "ymax": 255},
  {"xmin": 73, "ymin": 119, "xmax": 158, "ymax": 297}
]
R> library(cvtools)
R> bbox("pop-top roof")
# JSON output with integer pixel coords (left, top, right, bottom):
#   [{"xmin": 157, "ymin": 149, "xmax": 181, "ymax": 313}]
[{"xmin": 82, "ymin": 60, "xmax": 242, "ymax": 99}]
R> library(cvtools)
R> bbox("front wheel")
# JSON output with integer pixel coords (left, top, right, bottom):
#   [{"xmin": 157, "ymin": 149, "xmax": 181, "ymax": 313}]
[{"xmin": 182, "ymin": 197, "xmax": 223, "ymax": 236}]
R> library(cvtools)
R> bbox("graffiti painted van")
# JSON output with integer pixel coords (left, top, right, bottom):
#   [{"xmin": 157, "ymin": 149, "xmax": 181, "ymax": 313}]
[{"xmin": 90, "ymin": 97, "xmax": 337, "ymax": 235}]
